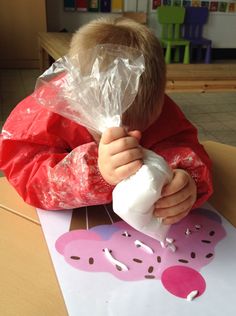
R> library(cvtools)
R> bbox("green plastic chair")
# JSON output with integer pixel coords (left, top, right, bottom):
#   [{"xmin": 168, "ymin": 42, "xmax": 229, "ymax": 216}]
[{"xmin": 157, "ymin": 6, "xmax": 190, "ymax": 64}]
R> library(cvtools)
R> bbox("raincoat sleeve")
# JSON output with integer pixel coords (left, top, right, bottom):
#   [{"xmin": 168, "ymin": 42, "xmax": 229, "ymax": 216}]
[
  {"xmin": 0, "ymin": 96, "xmax": 114, "ymax": 210},
  {"xmin": 142, "ymin": 95, "xmax": 213, "ymax": 209}
]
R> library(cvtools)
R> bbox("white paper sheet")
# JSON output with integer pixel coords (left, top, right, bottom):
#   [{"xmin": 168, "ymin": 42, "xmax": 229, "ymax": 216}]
[{"xmin": 37, "ymin": 203, "xmax": 236, "ymax": 316}]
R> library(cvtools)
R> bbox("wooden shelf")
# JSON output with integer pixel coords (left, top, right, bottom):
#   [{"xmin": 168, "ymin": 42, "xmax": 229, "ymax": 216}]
[
  {"xmin": 38, "ymin": 32, "xmax": 236, "ymax": 92},
  {"xmin": 166, "ymin": 64, "xmax": 236, "ymax": 92}
]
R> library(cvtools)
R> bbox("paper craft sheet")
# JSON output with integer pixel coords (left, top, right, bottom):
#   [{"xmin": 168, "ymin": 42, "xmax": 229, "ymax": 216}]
[{"xmin": 37, "ymin": 203, "xmax": 236, "ymax": 316}]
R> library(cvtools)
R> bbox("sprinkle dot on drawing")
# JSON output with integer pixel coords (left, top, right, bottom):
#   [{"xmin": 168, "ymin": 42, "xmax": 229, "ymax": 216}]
[
  {"xmin": 70, "ymin": 256, "xmax": 80, "ymax": 260},
  {"xmin": 122, "ymin": 231, "xmax": 131, "ymax": 237},
  {"xmin": 89, "ymin": 257, "xmax": 94, "ymax": 264},
  {"xmin": 145, "ymin": 275, "xmax": 155, "ymax": 279},
  {"xmin": 148, "ymin": 266, "xmax": 154, "ymax": 273},
  {"xmin": 191, "ymin": 252, "xmax": 196, "ymax": 259},
  {"xmin": 201, "ymin": 240, "xmax": 211, "ymax": 244},
  {"xmin": 116, "ymin": 265, "xmax": 122, "ymax": 271},
  {"xmin": 206, "ymin": 253, "xmax": 213, "ymax": 258},
  {"xmin": 178, "ymin": 259, "xmax": 189, "ymax": 263}
]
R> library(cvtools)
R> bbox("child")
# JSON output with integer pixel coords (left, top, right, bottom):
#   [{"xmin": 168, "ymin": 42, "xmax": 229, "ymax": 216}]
[{"xmin": 0, "ymin": 17, "xmax": 212, "ymax": 225}]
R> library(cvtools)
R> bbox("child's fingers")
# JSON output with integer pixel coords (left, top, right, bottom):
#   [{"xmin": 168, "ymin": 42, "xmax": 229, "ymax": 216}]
[
  {"xmin": 154, "ymin": 195, "xmax": 194, "ymax": 218},
  {"xmin": 101, "ymin": 127, "xmax": 127, "ymax": 144},
  {"xmin": 101, "ymin": 128, "xmax": 141, "ymax": 145},
  {"xmin": 111, "ymin": 147, "xmax": 143, "ymax": 168},
  {"xmin": 161, "ymin": 169, "xmax": 189, "ymax": 197},
  {"xmin": 115, "ymin": 159, "xmax": 143, "ymax": 182},
  {"xmin": 162, "ymin": 209, "xmax": 190, "ymax": 225},
  {"xmin": 107, "ymin": 136, "xmax": 141, "ymax": 156},
  {"xmin": 155, "ymin": 180, "xmax": 193, "ymax": 210}
]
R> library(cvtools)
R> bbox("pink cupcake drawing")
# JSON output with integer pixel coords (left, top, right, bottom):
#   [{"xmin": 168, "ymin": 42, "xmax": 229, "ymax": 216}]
[{"xmin": 55, "ymin": 204, "xmax": 226, "ymax": 300}]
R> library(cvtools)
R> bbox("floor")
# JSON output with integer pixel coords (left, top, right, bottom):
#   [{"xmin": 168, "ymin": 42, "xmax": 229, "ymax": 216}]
[{"xmin": 0, "ymin": 68, "xmax": 236, "ymax": 176}]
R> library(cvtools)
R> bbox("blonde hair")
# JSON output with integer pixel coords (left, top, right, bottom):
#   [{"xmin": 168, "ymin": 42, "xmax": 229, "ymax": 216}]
[{"xmin": 69, "ymin": 17, "xmax": 166, "ymax": 131}]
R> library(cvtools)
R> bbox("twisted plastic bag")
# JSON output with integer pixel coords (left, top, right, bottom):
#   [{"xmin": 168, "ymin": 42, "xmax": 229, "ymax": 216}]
[
  {"xmin": 34, "ymin": 44, "xmax": 145, "ymax": 133},
  {"xmin": 33, "ymin": 44, "xmax": 172, "ymax": 242}
]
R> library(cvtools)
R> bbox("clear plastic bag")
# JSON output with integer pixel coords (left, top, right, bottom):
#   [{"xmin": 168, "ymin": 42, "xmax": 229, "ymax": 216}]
[
  {"xmin": 33, "ymin": 44, "xmax": 172, "ymax": 242},
  {"xmin": 34, "ymin": 44, "xmax": 145, "ymax": 133}
]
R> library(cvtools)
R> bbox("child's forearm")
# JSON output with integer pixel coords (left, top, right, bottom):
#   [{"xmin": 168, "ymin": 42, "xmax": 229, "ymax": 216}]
[{"xmin": 0, "ymin": 140, "xmax": 113, "ymax": 210}]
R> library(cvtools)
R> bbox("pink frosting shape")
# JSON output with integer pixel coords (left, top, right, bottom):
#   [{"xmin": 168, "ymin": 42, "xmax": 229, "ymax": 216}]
[{"xmin": 55, "ymin": 208, "xmax": 226, "ymax": 298}]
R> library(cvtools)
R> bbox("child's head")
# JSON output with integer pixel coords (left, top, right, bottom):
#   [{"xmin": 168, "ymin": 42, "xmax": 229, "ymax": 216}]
[{"xmin": 69, "ymin": 17, "xmax": 166, "ymax": 132}]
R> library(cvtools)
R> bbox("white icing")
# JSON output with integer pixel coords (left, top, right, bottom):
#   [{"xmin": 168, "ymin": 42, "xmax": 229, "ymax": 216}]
[
  {"xmin": 134, "ymin": 240, "xmax": 154, "ymax": 254},
  {"xmin": 113, "ymin": 149, "xmax": 173, "ymax": 242},
  {"xmin": 160, "ymin": 241, "xmax": 167, "ymax": 248},
  {"xmin": 186, "ymin": 290, "xmax": 199, "ymax": 301},
  {"xmin": 167, "ymin": 243, "xmax": 177, "ymax": 252},
  {"xmin": 166, "ymin": 237, "xmax": 174, "ymax": 244},
  {"xmin": 185, "ymin": 228, "xmax": 192, "ymax": 236},
  {"xmin": 103, "ymin": 248, "xmax": 128, "ymax": 271}
]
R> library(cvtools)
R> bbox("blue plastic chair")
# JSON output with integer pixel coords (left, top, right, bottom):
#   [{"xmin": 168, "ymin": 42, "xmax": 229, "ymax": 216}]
[{"xmin": 183, "ymin": 6, "xmax": 212, "ymax": 63}]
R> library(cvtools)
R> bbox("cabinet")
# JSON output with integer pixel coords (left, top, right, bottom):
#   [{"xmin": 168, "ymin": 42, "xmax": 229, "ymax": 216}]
[
  {"xmin": 0, "ymin": 0, "xmax": 47, "ymax": 68},
  {"xmin": 64, "ymin": 0, "xmax": 148, "ymax": 13},
  {"xmin": 57, "ymin": 0, "xmax": 149, "ymax": 32}
]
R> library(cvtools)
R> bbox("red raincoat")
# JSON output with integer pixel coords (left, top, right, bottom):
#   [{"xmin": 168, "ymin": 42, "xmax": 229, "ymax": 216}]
[{"xmin": 0, "ymin": 94, "xmax": 212, "ymax": 210}]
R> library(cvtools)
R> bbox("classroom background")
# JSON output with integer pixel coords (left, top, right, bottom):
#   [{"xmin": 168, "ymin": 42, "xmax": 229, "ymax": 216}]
[{"xmin": 0, "ymin": 0, "xmax": 236, "ymax": 166}]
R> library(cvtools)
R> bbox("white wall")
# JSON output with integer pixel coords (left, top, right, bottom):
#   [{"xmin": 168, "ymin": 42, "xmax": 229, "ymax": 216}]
[
  {"xmin": 149, "ymin": 11, "xmax": 236, "ymax": 48},
  {"xmin": 46, "ymin": 1, "xmax": 236, "ymax": 48},
  {"xmin": 60, "ymin": 11, "xmax": 122, "ymax": 31},
  {"xmin": 203, "ymin": 13, "xmax": 236, "ymax": 48}
]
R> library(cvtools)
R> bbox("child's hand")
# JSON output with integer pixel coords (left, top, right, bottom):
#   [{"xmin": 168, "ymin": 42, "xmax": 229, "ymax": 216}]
[
  {"xmin": 154, "ymin": 169, "xmax": 197, "ymax": 225},
  {"xmin": 98, "ymin": 127, "xmax": 143, "ymax": 185}
]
